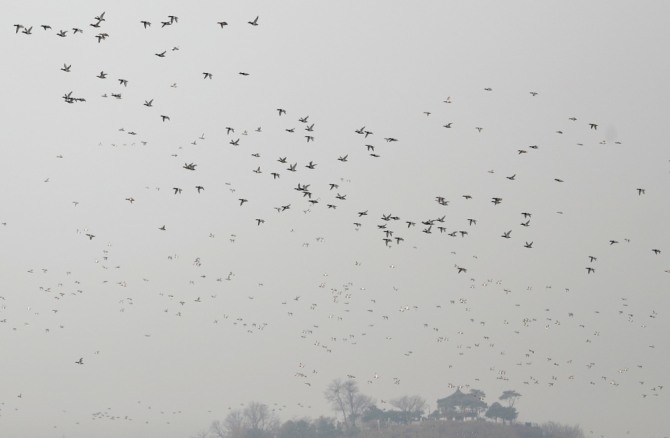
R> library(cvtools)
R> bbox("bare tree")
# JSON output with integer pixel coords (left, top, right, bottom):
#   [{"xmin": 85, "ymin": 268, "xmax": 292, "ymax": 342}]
[
  {"xmin": 224, "ymin": 409, "xmax": 247, "ymax": 438},
  {"xmin": 209, "ymin": 419, "xmax": 227, "ymax": 438},
  {"xmin": 190, "ymin": 429, "xmax": 210, "ymax": 438},
  {"xmin": 541, "ymin": 421, "xmax": 585, "ymax": 438},
  {"xmin": 244, "ymin": 401, "xmax": 278, "ymax": 433},
  {"xmin": 325, "ymin": 378, "xmax": 373, "ymax": 433},
  {"xmin": 390, "ymin": 395, "xmax": 427, "ymax": 420}
]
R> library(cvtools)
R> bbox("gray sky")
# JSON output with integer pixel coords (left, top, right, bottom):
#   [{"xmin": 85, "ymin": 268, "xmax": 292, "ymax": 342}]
[{"xmin": 2, "ymin": 1, "xmax": 669, "ymax": 437}]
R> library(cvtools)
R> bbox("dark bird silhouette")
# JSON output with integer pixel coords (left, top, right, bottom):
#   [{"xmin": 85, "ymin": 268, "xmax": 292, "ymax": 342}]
[
  {"xmin": 97, "ymin": 71, "xmax": 107, "ymax": 79},
  {"xmin": 248, "ymin": 16, "xmax": 259, "ymax": 26},
  {"xmin": 589, "ymin": 123, "xmax": 598, "ymax": 130},
  {"xmin": 218, "ymin": 21, "xmax": 228, "ymax": 27},
  {"xmin": 239, "ymin": 198, "xmax": 248, "ymax": 206},
  {"xmin": 140, "ymin": 20, "xmax": 151, "ymax": 28},
  {"xmin": 637, "ymin": 188, "xmax": 645, "ymax": 195},
  {"xmin": 159, "ymin": 225, "xmax": 166, "ymax": 231},
  {"xmin": 491, "ymin": 197, "xmax": 503, "ymax": 205},
  {"xmin": 203, "ymin": 72, "xmax": 213, "ymax": 79},
  {"xmin": 502, "ymin": 230, "xmax": 512, "ymax": 239},
  {"xmin": 61, "ymin": 63, "xmax": 71, "ymax": 72},
  {"xmin": 586, "ymin": 267, "xmax": 595, "ymax": 274},
  {"xmin": 195, "ymin": 186, "xmax": 204, "ymax": 193},
  {"xmin": 75, "ymin": 358, "xmax": 83, "ymax": 365},
  {"xmin": 155, "ymin": 51, "xmax": 166, "ymax": 57},
  {"xmin": 144, "ymin": 99, "xmax": 153, "ymax": 107},
  {"xmin": 161, "ymin": 115, "xmax": 170, "ymax": 122},
  {"xmin": 524, "ymin": 241, "xmax": 533, "ymax": 248},
  {"xmin": 57, "ymin": 29, "xmax": 67, "ymax": 37}
]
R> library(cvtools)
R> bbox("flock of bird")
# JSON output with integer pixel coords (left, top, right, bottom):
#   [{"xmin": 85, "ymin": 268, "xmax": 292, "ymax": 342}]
[{"xmin": 3, "ymin": 8, "xmax": 668, "ymax": 438}]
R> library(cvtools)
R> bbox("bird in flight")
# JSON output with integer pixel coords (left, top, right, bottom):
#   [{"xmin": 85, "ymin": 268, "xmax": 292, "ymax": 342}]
[
  {"xmin": 203, "ymin": 72, "xmax": 213, "ymax": 79},
  {"xmin": 502, "ymin": 230, "xmax": 512, "ymax": 239},
  {"xmin": 589, "ymin": 123, "xmax": 598, "ymax": 130},
  {"xmin": 248, "ymin": 16, "xmax": 259, "ymax": 26},
  {"xmin": 144, "ymin": 99, "xmax": 153, "ymax": 107},
  {"xmin": 75, "ymin": 358, "xmax": 84, "ymax": 365},
  {"xmin": 218, "ymin": 21, "xmax": 228, "ymax": 27},
  {"xmin": 161, "ymin": 115, "xmax": 170, "ymax": 122},
  {"xmin": 155, "ymin": 51, "xmax": 166, "ymax": 57},
  {"xmin": 61, "ymin": 63, "xmax": 71, "ymax": 72},
  {"xmin": 140, "ymin": 20, "xmax": 151, "ymax": 28}
]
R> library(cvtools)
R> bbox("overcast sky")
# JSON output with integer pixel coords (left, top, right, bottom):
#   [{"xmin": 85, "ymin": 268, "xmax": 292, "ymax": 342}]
[{"xmin": 2, "ymin": 1, "xmax": 669, "ymax": 438}]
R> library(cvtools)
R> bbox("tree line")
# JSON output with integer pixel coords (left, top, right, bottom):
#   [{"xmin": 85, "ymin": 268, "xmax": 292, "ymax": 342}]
[{"xmin": 190, "ymin": 378, "xmax": 584, "ymax": 438}]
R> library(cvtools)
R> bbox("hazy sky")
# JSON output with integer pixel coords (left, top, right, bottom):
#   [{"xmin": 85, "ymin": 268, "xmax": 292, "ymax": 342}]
[{"xmin": 2, "ymin": 1, "xmax": 669, "ymax": 437}]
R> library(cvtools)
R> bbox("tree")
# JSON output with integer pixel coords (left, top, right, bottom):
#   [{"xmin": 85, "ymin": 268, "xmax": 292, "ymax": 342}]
[
  {"xmin": 213, "ymin": 410, "xmax": 246, "ymax": 438},
  {"xmin": 541, "ymin": 421, "xmax": 585, "ymax": 438},
  {"xmin": 499, "ymin": 390, "xmax": 521, "ymax": 407},
  {"xmin": 325, "ymin": 378, "xmax": 374, "ymax": 433},
  {"xmin": 436, "ymin": 389, "xmax": 488, "ymax": 421},
  {"xmin": 485, "ymin": 402, "xmax": 506, "ymax": 423},
  {"xmin": 486, "ymin": 402, "xmax": 518, "ymax": 424},
  {"xmin": 313, "ymin": 416, "xmax": 342, "ymax": 438},
  {"xmin": 389, "ymin": 395, "xmax": 427, "ymax": 422},
  {"xmin": 243, "ymin": 401, "xmax": 278, "ymax": 433}
]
